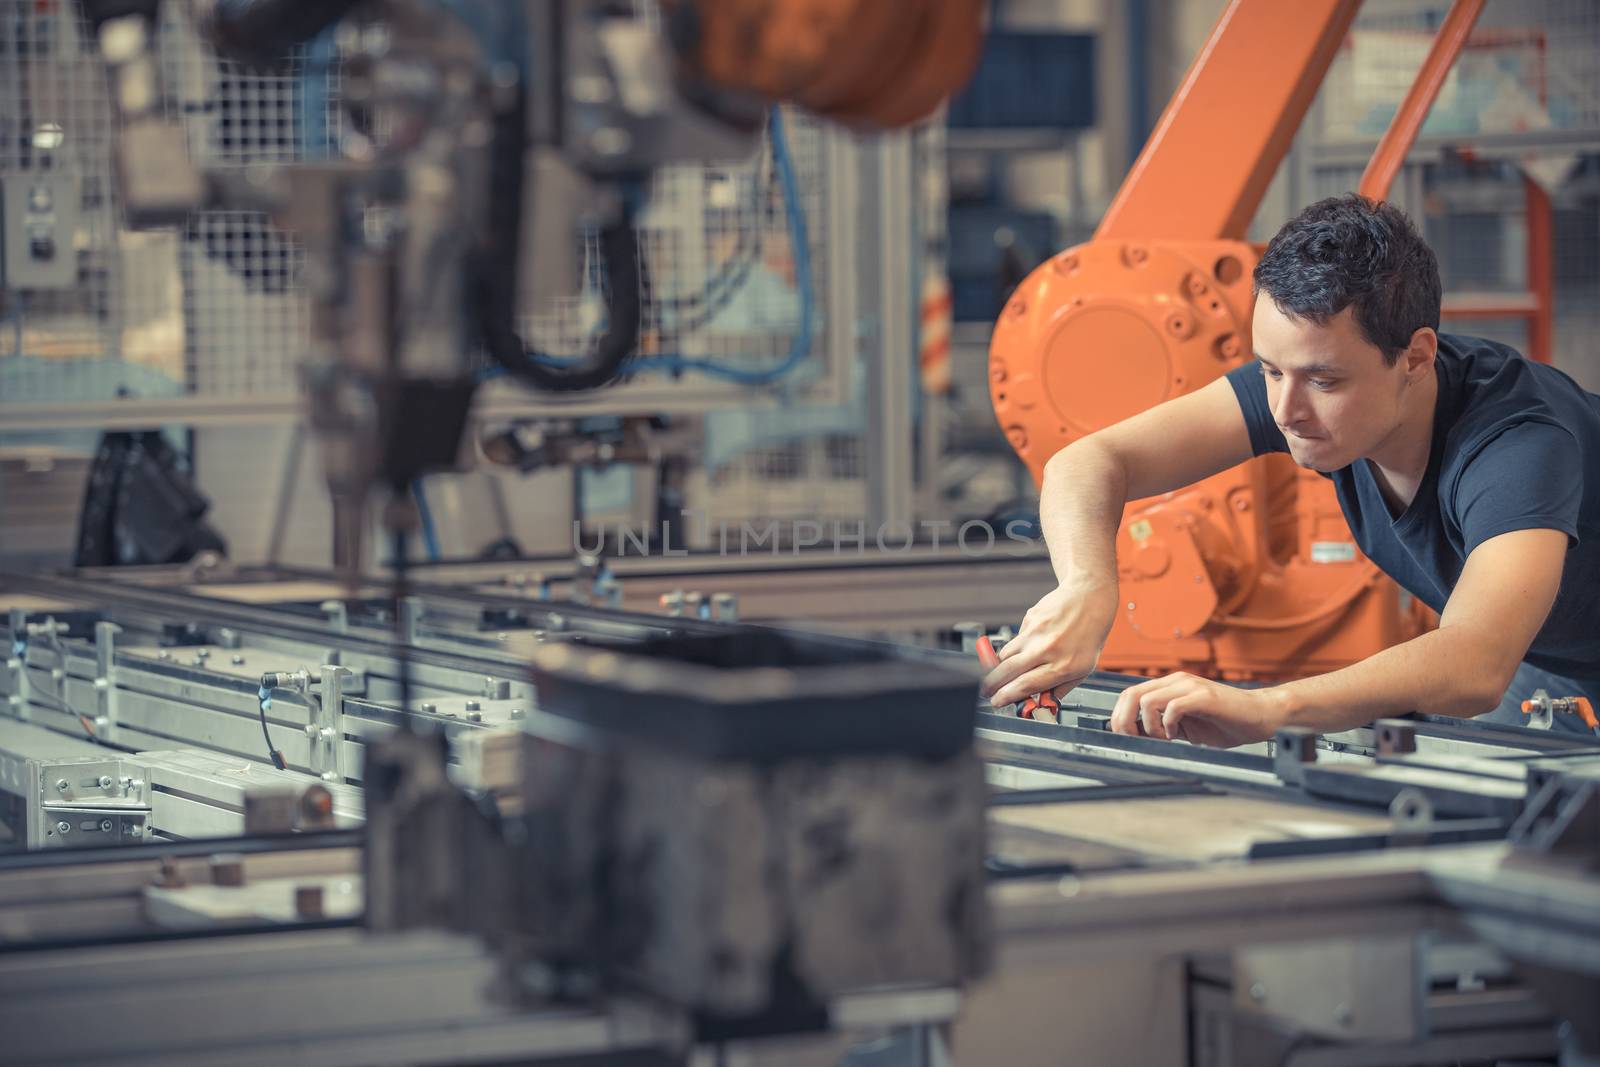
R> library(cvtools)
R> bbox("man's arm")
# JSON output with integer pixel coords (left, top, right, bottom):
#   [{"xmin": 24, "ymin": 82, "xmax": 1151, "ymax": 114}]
[
  {"xmin": 1109, "ymin": 527, "xmax": 1569, "ymax": 744},
  {"xmin": 985, "ymin": 376, "xmax": 1256, "ymax": 706}
]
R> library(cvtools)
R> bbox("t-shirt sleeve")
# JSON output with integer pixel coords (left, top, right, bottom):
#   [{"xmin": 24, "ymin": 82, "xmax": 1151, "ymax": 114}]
[
  {"xmin": 1453, "ymin": 420, "xmax": 1583, "ymax": 555},
  {"xmin": 1224, "ymin": 362, "xmax": 1289, "ymax": 457}
]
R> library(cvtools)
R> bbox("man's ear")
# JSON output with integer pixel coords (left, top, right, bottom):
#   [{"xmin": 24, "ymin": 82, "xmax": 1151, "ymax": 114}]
[{"xmin": 1403, "ymin": 327, "xmax": 1437, "ymax": 382}]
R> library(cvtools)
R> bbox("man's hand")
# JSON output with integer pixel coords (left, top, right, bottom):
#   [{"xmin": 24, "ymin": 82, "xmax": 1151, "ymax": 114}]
[
  {"xmin": 981, "ymin": 580, "xmax": 1117, "ymax": 707},
  {"xmin": 1109, "ymin": 672, "xmax": 1284, "ymax": 748}
]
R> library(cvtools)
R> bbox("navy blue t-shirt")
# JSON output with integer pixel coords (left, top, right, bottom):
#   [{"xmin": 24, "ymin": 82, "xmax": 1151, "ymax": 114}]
[{"xmin": 1226, "ymin": 334, "xmax": 1600, "ymax": 679}]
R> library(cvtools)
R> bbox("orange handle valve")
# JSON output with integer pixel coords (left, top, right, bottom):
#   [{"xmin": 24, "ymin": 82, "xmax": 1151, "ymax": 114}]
[{"xmin": 1521, "ymin": 693, "xmax": 1599, "ymax": 730}]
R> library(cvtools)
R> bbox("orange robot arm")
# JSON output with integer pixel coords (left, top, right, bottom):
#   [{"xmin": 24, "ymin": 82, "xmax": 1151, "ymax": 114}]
[{"xmin": 990, "ymin": 0, "xmax": 1482, "ymax": 681}]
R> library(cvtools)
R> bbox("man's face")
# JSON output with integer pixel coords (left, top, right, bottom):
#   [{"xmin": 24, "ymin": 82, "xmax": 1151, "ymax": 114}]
[{"xmin": 1249, "ymin": 299, "xmax": 1415, "ymax": 472}]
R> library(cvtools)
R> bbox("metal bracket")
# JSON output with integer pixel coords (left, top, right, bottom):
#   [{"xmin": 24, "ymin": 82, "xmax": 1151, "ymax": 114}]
[
  {"xmin": 94, "ymin": 621, "xmax": 122, "ymax": 744},
  {"xmin": 309, "ymin": 664, "xmax": 351, "ymax": 783},
  {"xmin": 27, "ymin": 756, "xmax": 149, "ymax": 847},
  {"xmin": 5, "ymin": 607, "xmax": 30, "ymax": 723},
  {"xmin": 1272, "ymin": 727, "xmax": 1318, "ymax": 786},
  {"xmin": 398, "ymin": 597, "xmax": 424, "ymax": 646}
]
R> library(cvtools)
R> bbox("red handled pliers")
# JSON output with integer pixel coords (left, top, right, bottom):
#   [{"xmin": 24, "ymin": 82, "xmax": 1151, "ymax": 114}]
[{"xmin": 975, "ymin": 634, "xmax": 1060, "ymax": 722}]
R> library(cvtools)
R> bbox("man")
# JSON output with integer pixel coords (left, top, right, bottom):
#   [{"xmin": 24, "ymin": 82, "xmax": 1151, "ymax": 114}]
[{"xmin": 981, "ymin": 194, "xmax": 1600, "ymax": 744}]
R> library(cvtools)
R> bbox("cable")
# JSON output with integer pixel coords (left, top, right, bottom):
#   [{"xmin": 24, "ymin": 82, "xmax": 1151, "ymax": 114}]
[
  {"xmin": 483, "ymin": 108, "xmax": 815, "ymax": 390},
  {"xmin": 412, "ymin": 480, "xmax": 442, "ymax": 562},
  {"xmin": 624, "ymin": 107, "xmax": 815, "ymax": 385},
  {"xmin": 474, "ymin": 75, "xmax": 644, "ymax": 392},
  {"xmin": 256, "ymin": 684, "xmax": 286, "ymax": 770}
]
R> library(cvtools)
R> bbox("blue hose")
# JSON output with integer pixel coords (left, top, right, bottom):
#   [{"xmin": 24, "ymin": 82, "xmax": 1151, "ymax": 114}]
[
  {"xmin": 491, "ymin": 107, "xmax": 815, "ymax": 387},
  {"xmin": 412, "ymin": 480, "xmax": 442, "ymax": 561}
]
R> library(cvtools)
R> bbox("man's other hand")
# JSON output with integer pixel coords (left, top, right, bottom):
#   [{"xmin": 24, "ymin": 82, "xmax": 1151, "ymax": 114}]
[{"xmin": 1108, "ymin": 672, "xmax": 1284, "ymax": 748}]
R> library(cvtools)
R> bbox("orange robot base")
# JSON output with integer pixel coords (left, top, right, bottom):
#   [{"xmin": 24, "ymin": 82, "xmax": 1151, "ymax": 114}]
[{"xmin": 990, "ymin": 238, "xmax": 1431, "ymax": 682}]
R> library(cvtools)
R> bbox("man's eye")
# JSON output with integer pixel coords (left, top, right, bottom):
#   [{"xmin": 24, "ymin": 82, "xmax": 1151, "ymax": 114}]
[
  {"xmin": 1260, "ymin": 366, "xmax": 1282, "ymax": 379},
  {"xmin": 1310, "ymin": 379, "xmax": 1335, "ymax": 390}
]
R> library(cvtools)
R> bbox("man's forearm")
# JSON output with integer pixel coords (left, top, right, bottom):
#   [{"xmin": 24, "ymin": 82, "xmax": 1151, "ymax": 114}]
[
  {"xmin": 1272, "ymin": 625, "xmax": 1512, "ymax": 734},
  {"xmin": 1039, "ymin": 441, "xmax": 1127, "ymax": 587}
]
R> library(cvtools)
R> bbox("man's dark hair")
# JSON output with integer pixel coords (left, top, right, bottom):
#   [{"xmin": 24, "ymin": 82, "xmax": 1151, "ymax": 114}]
[{"xmin": 1254, "ymin": 194, "xmax": 1441, "ymax": 365}]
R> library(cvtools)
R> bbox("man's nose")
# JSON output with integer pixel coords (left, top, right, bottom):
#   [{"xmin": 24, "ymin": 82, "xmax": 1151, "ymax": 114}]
[{"xmin": 1271, "ymin": 380, "xmax": 1305, "ymax": 428}]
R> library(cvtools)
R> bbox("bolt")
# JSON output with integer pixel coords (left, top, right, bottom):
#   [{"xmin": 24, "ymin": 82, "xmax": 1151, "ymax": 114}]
[
  {"xmin": 98, "ymin": 775, "xmax": 112, "ymax": 789},
  {"xmin": 304, "ymin": 724, "xmax": 319, "ymax": 738},
  {"xmin": 294, "ymin": 883, "xmax": 326, "ymax": 919},
  {"xmin": 483, "ymin": 678, "xmax": 510, "ymax": 700},
  {"xmin": 196, "ymin": 649, "xmax": 210, "ymax": 660},
  {"xmin": 1335, "ymin": 1004, "xmax": 1352, "ymax": 1026},
  {"xmin": 157, "ymin": 650, "xmax": 171, "ymax": 660},
  {"xmin": 191, "ymin": 655, "xmax": 206, "ymax": 667},
  {"xmin": 420, "ymin": 702, "xmax": 437, "ymax": 714},
  {"xmin": 128, "ymin": 825, "xmax": 142, "ymax": 837},
  {"xmin": 468, "ymin": 712, "xmax": 482, "ymax": 723},
  {"xmin": 320, "ymin": 771, "xmax": 338, "ymax": 782},
  {"xmin": 55, "ymin": 778, "xmax": 68, "ymax": 793},
  {"xmin": 319, "ymin": 727, "xmax": 336, "ymax": 741},
  {"xmin": 509, "ymin": 708, "xmax": 525, "ymax": 720},
  {"xmin": 464, "ymin": 700, "xmax": 481, "ymax": 712},
  {"xmin": 1249, "ymin": 983, "xmax": 1266, "ymax": 1002},
  {"xmin": 56, "ymin": 820, "xmax": 70, "ymax": 834},
  {"xmin": 231, "ymin": 654, "xmax": 245, "ymax": 666},
  {"xmin": 99, "ymin": 819, "xmax": 114, "ymax": 833}
]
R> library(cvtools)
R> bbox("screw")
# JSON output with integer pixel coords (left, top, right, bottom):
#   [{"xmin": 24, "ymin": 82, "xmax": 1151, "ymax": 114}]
[
  {"xmin": 157, "ymin": 650, "xmax": 171, "ymax": 661},
  {"xmin": 510, "ymin": 708, "xmax": 525, "ymax": 720},
  {"xmin": 231, "ymin": 654, "xmax": 245, "ymax": 666},
  {"xmin": 99, "ymin": 819, "xmax": 113, "ymax": 833},
  {"xmin": 419, "ymin": 702, "xmax": 437, "ymax": 714},
  {"xmin": 55, "ymin": 778, "xmax": 68, "ymax": 793},
  {"xmin": 56, "ymin": 821, "xmax": 70, "ymax": 834},
  {"xmin": 98, "ymin": 775, "xmax": 112, "ymax": 789},
  {"xmin": 196, "ymin": 649, "xmax": 210, "ymax": 660}
]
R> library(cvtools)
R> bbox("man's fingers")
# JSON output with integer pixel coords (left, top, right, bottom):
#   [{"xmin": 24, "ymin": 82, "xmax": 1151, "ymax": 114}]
[
  {"xmin": 990, "ymin": 663, "xmax": 1076, "ymax": 708},
  {"xmin": 1136, "ymin": 679, "xmax": 1191, "ymax": 741},
  {"xmin": 1161, "ymin": 693, "xmax": 1202, "ymax": 741},
  {"xmin": 972, "ymin": 646, "xmax": 1036, "ymax": 703},
  {"xmin": 1111, "ymin": 680, "xmax": 1157, "ymax": 735}
]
